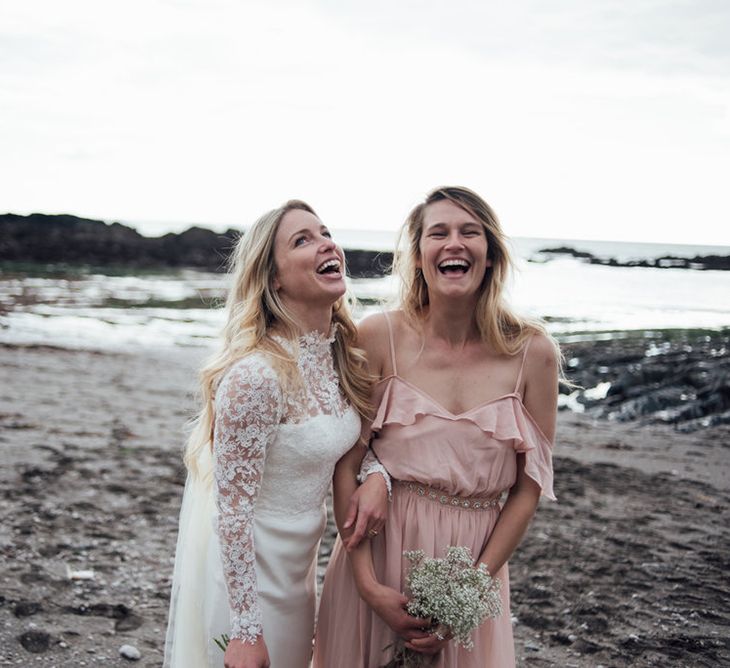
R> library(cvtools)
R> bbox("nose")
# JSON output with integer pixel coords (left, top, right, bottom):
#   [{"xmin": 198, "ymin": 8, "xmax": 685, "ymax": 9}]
[
  {"xmin": 318, "ymin": 234, "xmax": 337, "ymax": 252},
  {"xmin": 444, "ymin": 231, "xmax": 465, "ymax": 249}
]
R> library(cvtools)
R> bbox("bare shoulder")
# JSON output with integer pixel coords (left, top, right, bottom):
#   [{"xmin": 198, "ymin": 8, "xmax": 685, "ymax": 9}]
[
  {"xmin": 522, "ymin": 332, "xmax": 559, "ymax": 440},
  {"xmin": 356, "ymin": 311, "xmax": 397, "ymax": 376},
  {"xmin": 524, "ymin": 332, "xmax": 559, "ymax": 384},
  {"xmin": 357, "ymin": 312, "xmax": 390, "ymax": 349},
  {"xmin": 527, "ymin": 332, "xmax": 559, "ymax": 364}
]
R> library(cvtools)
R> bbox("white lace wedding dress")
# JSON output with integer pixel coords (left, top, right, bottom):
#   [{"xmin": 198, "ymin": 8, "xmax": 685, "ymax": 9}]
[{"xmin": 164, "ymin": 331, "xmax": 361, "ymax": 667}]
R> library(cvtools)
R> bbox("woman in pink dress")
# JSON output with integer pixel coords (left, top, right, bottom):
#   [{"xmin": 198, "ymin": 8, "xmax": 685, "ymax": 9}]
[{"xmin": 314, "ymin": 186, "xmax": 559, "ymax": 667}]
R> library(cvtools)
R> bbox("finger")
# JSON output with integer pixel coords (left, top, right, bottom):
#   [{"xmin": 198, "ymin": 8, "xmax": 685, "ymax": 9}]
[
  {"xmin": 408, "ymin": 636, "xmax": 442, "ymax": 648},
  {"xmin": 404, "ymin": 638, "xmax": 445, "ymax": 654},
  {"xmin": 400, "ymin": 614, "xmax": 430, "ymax": 629},
  {"xmin": 348, "ymin": 511, "xmax": 370, "ymax": 550},
  {"xmin": 342, "ymin": 496, "xmax": 359, "ymax": 530},
  {"xmin": 364, "ymin": 521, "xmax": 383, "ymax": 541}
]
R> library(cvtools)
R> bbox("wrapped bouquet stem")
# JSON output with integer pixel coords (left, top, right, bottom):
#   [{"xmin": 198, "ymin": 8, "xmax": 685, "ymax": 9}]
[{"xmin": 381, "ymin": 546, "xmax": 502, "ymax": 668}]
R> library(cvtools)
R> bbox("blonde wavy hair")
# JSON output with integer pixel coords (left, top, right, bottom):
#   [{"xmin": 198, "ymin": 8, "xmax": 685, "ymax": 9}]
[
  {"xmin": 395, "ymin": 185, "xmax": 551, "ymax": 356},
  {"xmin": 185, "ymin": 199, "xmax": 371, "ymax": 479}
]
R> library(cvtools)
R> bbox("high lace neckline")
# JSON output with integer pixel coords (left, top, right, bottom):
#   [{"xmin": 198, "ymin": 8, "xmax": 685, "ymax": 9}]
[
  {"xmin": 299, "ymin": 325, "xmax": 336, "ymax": 349},
  {"xmin": 271, "ymin": 325, "xmax": 337, "ymax": 354},
  {"xmin": 266, "ymin": 324, "xmax": 347, "ymax": 420}
]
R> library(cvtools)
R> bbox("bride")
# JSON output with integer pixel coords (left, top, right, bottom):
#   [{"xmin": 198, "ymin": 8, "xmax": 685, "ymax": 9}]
[{"xmin": 163, "ymin": 200, "xmax": 381, "ymax": 667}]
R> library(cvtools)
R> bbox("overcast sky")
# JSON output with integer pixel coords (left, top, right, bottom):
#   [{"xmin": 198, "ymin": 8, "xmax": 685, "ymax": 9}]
[{"xmin": 1, "ymin": 0, "xmax": 729, "ymax": 245}]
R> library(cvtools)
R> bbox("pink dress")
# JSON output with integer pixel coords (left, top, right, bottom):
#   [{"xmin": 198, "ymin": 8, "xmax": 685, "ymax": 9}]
[{"xmin": 314, "ymin": 323, "xmax": 556, "ymax": 668}]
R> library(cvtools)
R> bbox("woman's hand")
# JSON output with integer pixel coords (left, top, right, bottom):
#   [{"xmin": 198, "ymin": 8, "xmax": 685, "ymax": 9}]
[
  {"xmin": 405, "ymin": 625, "xmax": 452, "ymax": 655},
  {"xmin": 342, "ymin": 473, "xmax": 388, "ymax": 551},
  {"xmin": 364, "ymin": 584, "xmax": 430, "ymax": 642},
  {"xmin": 223, "ymin": 636, "xmax": 270, "ymax": 668}
]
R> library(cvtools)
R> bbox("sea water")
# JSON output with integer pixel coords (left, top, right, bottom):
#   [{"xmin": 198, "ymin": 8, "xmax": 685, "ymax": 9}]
[{"xmin": 1, "ymin": 237, "xmax": 728, "ymax": 352}]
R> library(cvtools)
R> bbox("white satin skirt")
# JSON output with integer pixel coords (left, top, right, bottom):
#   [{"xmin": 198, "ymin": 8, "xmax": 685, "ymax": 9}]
[{"xmin": 164, "ymin": 468, "xmax": 326, "ymax": 668}]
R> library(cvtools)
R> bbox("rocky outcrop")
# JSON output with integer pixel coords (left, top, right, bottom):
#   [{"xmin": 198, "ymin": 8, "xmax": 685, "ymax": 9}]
[
  {"xmin": 0, "ymin": 213, "xmax": 393, "ymax": 278},
  {"xmin": 561, "ymin": 330, "xmax": 730, "ymax": 431},
  {"xmin": 0, "ymin": 213, "xmax": 237, "ymax": 271},
  {"xmin": 536, "ymin": 246, "xmax": 730, "ymax": 271}
]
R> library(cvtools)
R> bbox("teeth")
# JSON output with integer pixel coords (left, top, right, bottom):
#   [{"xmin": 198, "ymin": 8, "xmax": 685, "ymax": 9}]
[
  {"xmin": 438, "ymin": 259, "xmax": 470, "ymax": 269},
  {"xmin": 317, "ymin": 259, "xmax": 341, "ymax": 274}
]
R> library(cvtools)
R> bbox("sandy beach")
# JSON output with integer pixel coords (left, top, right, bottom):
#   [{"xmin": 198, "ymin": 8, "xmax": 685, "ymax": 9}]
[{"xmin": 1, "ymin": 341, "xmax": 729, "ymax": 667}]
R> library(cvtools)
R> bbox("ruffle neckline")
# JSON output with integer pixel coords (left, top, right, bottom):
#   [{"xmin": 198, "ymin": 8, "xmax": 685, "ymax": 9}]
[{"xmin": 372, "ymin": 376, "xmax": 556, "ymax": 500}]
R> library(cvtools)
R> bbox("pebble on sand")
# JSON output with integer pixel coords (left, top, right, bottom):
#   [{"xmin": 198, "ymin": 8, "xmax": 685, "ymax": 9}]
[{"xmin": 119, "ymin": 644, "xmax": 141, "ymax": 661}]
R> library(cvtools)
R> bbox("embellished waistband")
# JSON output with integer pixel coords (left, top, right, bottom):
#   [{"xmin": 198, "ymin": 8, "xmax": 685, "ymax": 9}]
[{"xmin": 394, "ymin": 480, "xmax": 501, "ymax": 511}]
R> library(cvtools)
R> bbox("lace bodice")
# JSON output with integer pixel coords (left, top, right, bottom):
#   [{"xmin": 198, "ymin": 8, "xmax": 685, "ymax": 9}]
[{"xmin": 212, "ymin": 330, "xmax": 359, "ymax": 644}]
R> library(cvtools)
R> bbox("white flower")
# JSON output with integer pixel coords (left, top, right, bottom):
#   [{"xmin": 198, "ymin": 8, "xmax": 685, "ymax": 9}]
[{"xmin": 403, "ymin": 546, "xmax": 503, "ymax": 651}]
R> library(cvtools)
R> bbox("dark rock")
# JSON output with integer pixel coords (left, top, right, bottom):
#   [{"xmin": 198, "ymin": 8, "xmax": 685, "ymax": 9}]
[
  {"xmin": 63, "ymin": 602, "xmax": 144, "ymax": 631},
  {"xmin": 538, "ymin": 246, "xmax": 594, "ymax": 259},
  {"xmin": 562, "ymin": 330, "xmax": 730, "ymax": 430},
  {"xmin": 571, "ymin": 637, "xmax": 603, "ymax": 654},
  {"xmin": 676, "ymin": 409, "xmax": 730, "ymax": 433},
  {"xmin": 13, "ymin": 600, "xmax": 41, "ymax": 617},
  {"xmin": 66, "ymin": 602, "xmax": 131, "ymax": 618},
  {"xmin": 0, "ymin": 213, "xmax": 393, "ymax": 278},
  {"xmin": 344, "ymin": 249, "xmax": 394, "ymax": 279},
  {"xmin": 115, "ymin": 613, "xmax": 144, "ymax": 632},
  {"xmin": 0, "ymin": 213, "xmax": 235, "ymax": 271},
  {"xmin": 533, "ymin": 245, "xmax": 730, "ymax": 271},
  {"xmin": 18, "ymin": 630, "xmax": 51, "ymax": 653}
]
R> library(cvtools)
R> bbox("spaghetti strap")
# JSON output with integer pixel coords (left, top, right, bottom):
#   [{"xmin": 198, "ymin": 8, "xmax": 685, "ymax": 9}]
[
  {"xmin": 382, "ymin": 311, "xmax": 398, "ymax": 376},
  {"xmin": 514, "ymin": 335, "xmax": 534, "ymax": 395}
]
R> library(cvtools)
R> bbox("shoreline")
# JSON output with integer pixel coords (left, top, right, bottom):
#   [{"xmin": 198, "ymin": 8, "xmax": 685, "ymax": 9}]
[{"xmin": 1, "ymin": 342, "xmax": 729, "ymax": 666}]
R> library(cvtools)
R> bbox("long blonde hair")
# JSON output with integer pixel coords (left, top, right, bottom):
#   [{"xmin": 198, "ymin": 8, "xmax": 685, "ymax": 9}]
[
  {"xmin": 395, "ymin": 186, "xmax": 550, "ymax": 355},
  {"xmin": 185, "ymin": 199, "xmax": 371, "ymax": 479}
]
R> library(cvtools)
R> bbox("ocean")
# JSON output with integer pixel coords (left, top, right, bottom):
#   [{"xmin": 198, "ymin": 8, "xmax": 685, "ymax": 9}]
[{"xmin": 1, "ymin": 235, "xmax": 728, "ymax": 352}]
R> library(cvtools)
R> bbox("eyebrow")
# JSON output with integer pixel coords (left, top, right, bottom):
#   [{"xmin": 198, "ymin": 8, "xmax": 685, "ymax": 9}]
[
  {"xmin": 425, "ymin": 221, "xmax": 482, "ymax": 230},
  {"xmin": 288, "ymin": 225, "xmax": 330, "ymax": 242}
]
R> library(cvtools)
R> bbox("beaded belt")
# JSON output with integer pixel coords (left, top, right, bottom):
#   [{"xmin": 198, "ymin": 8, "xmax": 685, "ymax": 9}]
[{"xmin": 395, "ymin": 480, "xmax": 501, "ymax": 511}]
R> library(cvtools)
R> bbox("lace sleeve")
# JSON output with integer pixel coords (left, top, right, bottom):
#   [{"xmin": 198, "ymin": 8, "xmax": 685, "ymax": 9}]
[
  {"xmin": 357, "ymin": 448, "xmax": 392, "ymax": 499},
  {"xmin": 213, "ymin": 355, "xmax": 283, "ymax": 644}
]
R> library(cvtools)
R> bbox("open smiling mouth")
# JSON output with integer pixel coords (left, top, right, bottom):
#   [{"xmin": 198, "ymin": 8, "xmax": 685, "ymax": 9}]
[
  {"xmin": 438, "ymin": 259, "xmax": 471, "ymax": 274},
  {"xmin": 316, "ymin": 258, "xmax": 342, "ymax": 276}
]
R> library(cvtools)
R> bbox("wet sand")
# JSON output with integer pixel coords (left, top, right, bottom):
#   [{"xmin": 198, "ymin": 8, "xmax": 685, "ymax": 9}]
[{"xmin": 1, "ymin": 343, "xmax": 728, "ymax": 667}]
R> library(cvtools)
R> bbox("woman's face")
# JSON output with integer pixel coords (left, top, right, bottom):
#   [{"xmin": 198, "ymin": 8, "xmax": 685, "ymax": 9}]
[
  {"xmin": 272, "ymin": 208, "xmax": 346, "ymax": 308},
  {"xmin": 418, "ymin": 200, "xmax": 491, "ymax": 301}
]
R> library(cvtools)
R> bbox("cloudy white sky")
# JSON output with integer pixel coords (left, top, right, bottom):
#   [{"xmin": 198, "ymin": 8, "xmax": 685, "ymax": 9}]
[{"xmin": 1, "ymin": 0, "xmax": 729, "ymax": 245}]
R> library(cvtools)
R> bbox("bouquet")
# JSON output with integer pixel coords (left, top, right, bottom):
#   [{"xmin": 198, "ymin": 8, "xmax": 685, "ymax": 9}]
[{"xmin": 382, "ymin": 546, "xmax": 502, "ymax": 667}]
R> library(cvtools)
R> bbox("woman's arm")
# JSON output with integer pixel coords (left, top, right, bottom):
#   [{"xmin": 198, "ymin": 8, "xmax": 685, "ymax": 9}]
[
  {"xmin": 213, "ymin": 357, "xmax": 283, "ymax": 668},
  {"xmin": 339, "ymin": 312, "xmax": 394, "ymax": 549},
  {"xmin": 477, "ymin": 334, "xmax": 559, "ymax": 575},
  {"xmin": 332, "ymin": 312, "xmax": 429, "ymax": 640},
  {"xmin": 332, "ymin": 445, "xmax": 429, "ymax": 641},
  {"xmin": 342, "ymin": 448, "xmax": 389, "ymax": 551}
]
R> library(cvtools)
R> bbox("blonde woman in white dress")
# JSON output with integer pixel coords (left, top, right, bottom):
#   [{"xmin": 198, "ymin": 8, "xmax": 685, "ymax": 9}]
[{"xmin": 164, "ymin": 200, "xmax": 384, "ymax": 668}]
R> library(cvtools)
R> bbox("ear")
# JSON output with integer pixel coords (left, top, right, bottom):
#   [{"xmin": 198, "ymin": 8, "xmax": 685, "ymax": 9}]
[
  {"xmin": 485, "ymin": 257, "xmax": 493, "ymax": 267},
  {"xmin": 272, "ymin": 274, "xmax": 281, "ymax": 291}
]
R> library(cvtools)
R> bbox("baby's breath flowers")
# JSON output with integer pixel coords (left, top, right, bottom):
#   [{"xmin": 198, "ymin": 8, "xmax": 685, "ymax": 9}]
[{"xmin": 382, "ymin": 546, "xmax": 502, "ymax": 667}]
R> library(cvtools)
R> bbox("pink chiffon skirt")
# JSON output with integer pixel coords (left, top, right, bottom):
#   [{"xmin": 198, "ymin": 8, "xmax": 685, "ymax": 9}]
[{"xmin": 313, "ymin": 484, "xmax": 514, "ymax": 667}]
